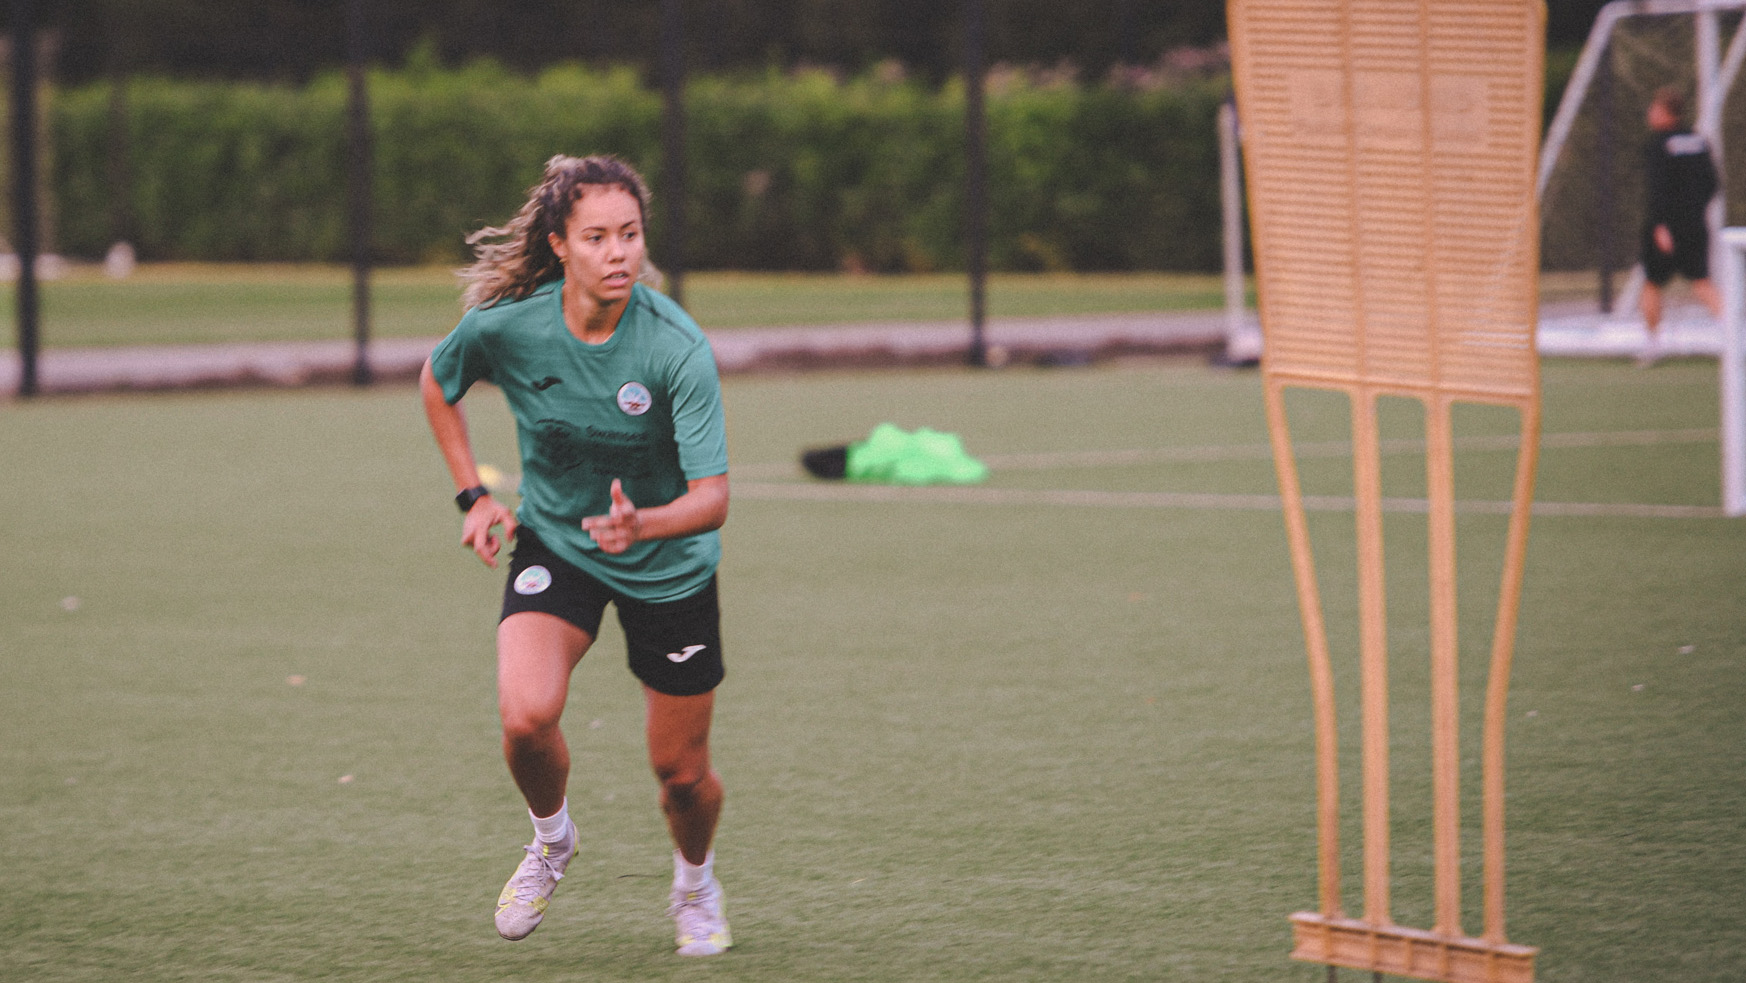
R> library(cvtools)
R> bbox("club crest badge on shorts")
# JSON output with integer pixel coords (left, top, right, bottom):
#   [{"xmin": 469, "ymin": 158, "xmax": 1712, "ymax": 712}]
[
  {"xmin": 616, "ymin": 381, "xmax": 652, "ymax": 416},
  {"xmin": 514, "ymin": 565, "xmax": 553, "ymax": 595}
]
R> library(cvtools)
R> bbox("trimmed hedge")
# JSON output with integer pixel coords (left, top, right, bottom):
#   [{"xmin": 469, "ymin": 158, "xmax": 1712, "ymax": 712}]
[
  {"xmin": 50, "ymin": 58, "xmax": 1574, "ymax": 271},
  {"xmin": 50, "ymin": 63, "xmax": 1228, "ymax": 271}
]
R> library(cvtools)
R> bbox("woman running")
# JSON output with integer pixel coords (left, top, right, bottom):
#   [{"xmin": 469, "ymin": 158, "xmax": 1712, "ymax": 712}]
[{"xmin": 420, "ymin": 154, "xmax": 732, "ymax": 957}]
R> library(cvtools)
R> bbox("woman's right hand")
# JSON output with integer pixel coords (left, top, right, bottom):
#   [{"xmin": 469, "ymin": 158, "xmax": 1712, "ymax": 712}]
[{"xmin": 462, "ymin": 496, "xmax": 519, "ymax": 568}]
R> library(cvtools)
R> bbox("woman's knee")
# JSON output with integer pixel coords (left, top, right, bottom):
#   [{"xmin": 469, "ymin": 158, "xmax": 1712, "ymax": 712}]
[
  {"xmin": 496, "ymin": 613, "xmax": 591, "ymax": 741},
  {"xmin": 653, "ymin": 755, "xmax": 712, "ymax": 802},
  {"xmin": 499, "ymin": 698, "xmax": 564, "ymax": 743}
]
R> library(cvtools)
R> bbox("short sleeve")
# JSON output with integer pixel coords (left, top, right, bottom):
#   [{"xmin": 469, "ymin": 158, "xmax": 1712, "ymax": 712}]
[
  {"xmin": 428, "ymin": 313, "xmax": 496, "ymax": 405},
  {"xmin": 667, "ymin": 339, "xmax": 729, "ymax": 480}
]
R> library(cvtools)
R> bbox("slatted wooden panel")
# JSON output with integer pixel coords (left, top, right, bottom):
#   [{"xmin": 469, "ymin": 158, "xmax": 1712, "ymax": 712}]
[
  {"xmin": 1229, "ymin": 3, "xmax": 1545, "ymax": 982},
  {"xmin": 1232, "ymin": 0, "xmax": 1541, "ymax": 400}
]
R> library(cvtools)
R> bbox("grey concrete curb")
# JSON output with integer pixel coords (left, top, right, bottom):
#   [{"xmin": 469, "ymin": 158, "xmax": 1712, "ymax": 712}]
[{"xmin": 1, "ymin": 311, "xmax": 1230, "ymax": 396}]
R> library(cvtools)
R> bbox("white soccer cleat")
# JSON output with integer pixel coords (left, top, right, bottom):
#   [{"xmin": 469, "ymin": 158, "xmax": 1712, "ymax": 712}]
[
  {"xmin": 494, "ymin": 822, "xmax": 576, "ymax": 941},
  {"xmin": 667, "ymin": 876, "xmax": 733, "ymax": 956}
]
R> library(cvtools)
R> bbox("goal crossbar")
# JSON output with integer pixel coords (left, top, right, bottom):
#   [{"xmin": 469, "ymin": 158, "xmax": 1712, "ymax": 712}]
[{"xmin": 1537, "ymin": 0, "xmax": 1746, "ymax": 201}]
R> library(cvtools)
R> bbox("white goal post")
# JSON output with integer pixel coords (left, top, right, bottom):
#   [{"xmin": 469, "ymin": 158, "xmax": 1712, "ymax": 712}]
[
  {"xmin": 1539, "ymin": 0, "xmax": 1746, "ymax": 199},
  {"xmin": 1542, "ymin": 1, "xmax": 1746, "ymax": 517},
  {"xmin": 1224, "ymin": 0, "xmax": 1746, "ymax": 356},
  {"xmin": 1220, "ymin": 1, "xmax": 1746, "ymax": 516},
  {"xmin": 1722, "ymin": 226, "xmax": 1746, "ymax": 514},
  {"xmin": 1538, "ymin": 0, "xmax": 1746, "ymax": 321}
]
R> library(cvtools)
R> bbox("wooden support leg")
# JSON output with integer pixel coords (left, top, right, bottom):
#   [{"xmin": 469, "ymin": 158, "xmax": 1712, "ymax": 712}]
[
  {"xmin": 1350, "ymin": 390, "xmax": 1391, "ymax": 926},
  {"xmin": 1426, "ymin": 397, "xmax": 1462, "ymax": 938}
]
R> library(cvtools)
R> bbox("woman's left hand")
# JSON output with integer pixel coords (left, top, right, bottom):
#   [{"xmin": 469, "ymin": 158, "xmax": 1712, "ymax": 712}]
[{"xmin": 582, "ymin": 478, "xmax": 642, "ymax": 554}]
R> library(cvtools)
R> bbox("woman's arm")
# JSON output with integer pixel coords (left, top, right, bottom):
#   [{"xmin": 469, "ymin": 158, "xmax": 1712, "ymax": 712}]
[
  {"xmin": 421, "ymin": 357, "xmax": 518, "ymax": 567},
  {"xmin": 581, "ymin": 474, "xmax": 728, "ymax": 555}
]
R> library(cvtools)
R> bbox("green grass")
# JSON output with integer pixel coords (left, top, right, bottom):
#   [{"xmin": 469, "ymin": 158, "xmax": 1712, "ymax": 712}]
[
  {"xmin": 0, "ymin": 265, "xmax": 1229, "ymax": 349},
  {"xmin": 1, "ymin": 359, "xmax": 1741, "ymax": 981},
  {"xmin": 0, "ymin": 264, "xmax": 1618, "ymax": 350}
]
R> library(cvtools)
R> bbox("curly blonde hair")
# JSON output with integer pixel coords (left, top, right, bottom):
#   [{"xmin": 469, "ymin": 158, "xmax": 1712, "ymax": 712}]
[{"xmin": 458, "ymin": 154, "xmax": 662, "ymax": 311}]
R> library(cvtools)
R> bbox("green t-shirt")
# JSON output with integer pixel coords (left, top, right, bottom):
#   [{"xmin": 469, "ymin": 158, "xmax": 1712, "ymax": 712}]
[{"xmin": 430, "ymin": 281, "xmax": 729, "ymax": 602}]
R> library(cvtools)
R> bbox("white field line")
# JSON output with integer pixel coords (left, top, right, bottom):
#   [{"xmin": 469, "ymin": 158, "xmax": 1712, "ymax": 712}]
[
  {"xmin": 733, "ymin": 428, "xmax": 1727, "ymax": 520},
  {"xmin": 741, "ymin": 428, "xmax": 1716, "ymax": 480},
  {"xmin": 975, "ymin": 428, "xmax": 1720, "ymax": 470},
  {"xmin": 729, "ymin": 481, "xmax": 1727, "ymax": 519}
]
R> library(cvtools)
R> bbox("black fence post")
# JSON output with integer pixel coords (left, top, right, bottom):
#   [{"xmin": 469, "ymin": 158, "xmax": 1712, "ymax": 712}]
[
  {"xmin": 10, "ymin": 0, "xmax": 40, "ymax": 398},
  {"xmin": 106, "ymin": 61, "xmax": 132, "ymax": 252},
  {"xmin": 964, "ymin": 0, "xmax": 988, "ymax": 367},
  {"xmin": 346, "ymin": 0, "xmax": 374, "ymax": 385},
  {"xmin": 660, "ymin": 0, "xmax": 687, "ymax": 306}
]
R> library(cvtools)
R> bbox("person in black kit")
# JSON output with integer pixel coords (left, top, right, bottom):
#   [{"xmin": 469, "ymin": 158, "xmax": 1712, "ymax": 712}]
[{"xmin": 1638, "ymin": 85, "xmax": 1721, "ymax": 366}]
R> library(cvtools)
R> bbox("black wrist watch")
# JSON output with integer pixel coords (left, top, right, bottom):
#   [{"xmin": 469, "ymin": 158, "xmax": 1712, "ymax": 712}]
[{"xmin": 455, "ymin": 485, "xmax": 491, "ymax": 513}]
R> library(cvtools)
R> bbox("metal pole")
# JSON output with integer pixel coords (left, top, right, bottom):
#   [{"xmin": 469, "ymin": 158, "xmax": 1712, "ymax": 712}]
[
  {"xmin": 10, "ymin": 0, "xmax": 39, "ymax": 398},
  {"xmin": 345, "ymin": 0, "xmax": 373, "ymax": 385},
  {"xmin": 1219, "ymin": 99, "xmax": 1248, "ymax": 347},
  {"xmin": 1694, "ymin": 9, "xmax": 1746, "ymax": 137},
  {"xmin": 1594, "ymin": 50, "xmax": 1617, "ymax": 314},
  {"xmin": 1696, "ymin": 8, "xmax": 1720, "ymax": 127},
  {"xmin": 660, "ymin": 0, "xmax": 687, "ymax": 306},
  {"xmin": 1114, "ymin": 0, "xmax": 1137, "ymax": 65},
  {"xmin": 1720, "ymin": 227, "xmax": 1746, "ymax": 516},
  {"xmin": 1696, "ymin": 7, "xmax": 1727, "ymax": 357},
  {"xmin": 106, "ymin": 64, "xmax": 132, "ymax": 249},
  {"xmin": 964, "ymin": 0, "xmax": 989, "ymax": 367}
]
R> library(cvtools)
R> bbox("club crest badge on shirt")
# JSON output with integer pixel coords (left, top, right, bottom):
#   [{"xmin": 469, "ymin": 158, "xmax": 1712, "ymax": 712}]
[{"xmin": 617, "ymin": 381, "xmax": 652, "ymax": 416}]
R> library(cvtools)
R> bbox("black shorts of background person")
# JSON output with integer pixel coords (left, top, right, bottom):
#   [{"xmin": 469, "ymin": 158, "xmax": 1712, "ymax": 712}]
[{"xmin": 1642, "ymin": 219, "xmax": 1710, "ymax": 286}]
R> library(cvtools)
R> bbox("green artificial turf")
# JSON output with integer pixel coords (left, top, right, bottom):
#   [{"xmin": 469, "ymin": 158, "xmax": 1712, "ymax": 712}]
[
  {"xmin": 0, "ymin": 265, "xmax": 1228, "ymax": 349},
  {"xmin": 0, "ymin": 359, "xmax": 1740, "ymax": 981}
]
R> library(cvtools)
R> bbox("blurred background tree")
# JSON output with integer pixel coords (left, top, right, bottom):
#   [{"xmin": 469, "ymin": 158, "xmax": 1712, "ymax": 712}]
[
  {"xmin": 10, "ymin": 0, "xmax": 1598, "ymax": 84},
  {"xmin": 7, "ymin": 1, "xmax": 1617, "ymax": 271}
]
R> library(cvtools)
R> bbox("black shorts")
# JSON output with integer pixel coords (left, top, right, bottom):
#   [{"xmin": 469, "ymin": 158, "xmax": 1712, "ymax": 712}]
[
  {"xmin": 500, "ymin": 529, "xmax": 724, "ymax": 697},
  {"xmin": 1643, "ymin": 223, "xmax": 1710, "ymax": 285}
]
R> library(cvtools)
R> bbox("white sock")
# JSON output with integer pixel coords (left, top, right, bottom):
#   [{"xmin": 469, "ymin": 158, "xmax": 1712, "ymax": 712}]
[
  {"xmin": 531, "ymin": 799, "xmax": 571, "ymax": 844},
  {"xmin": 673, "ymin": 849, "xmax": 714, "ymax": 892}
]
